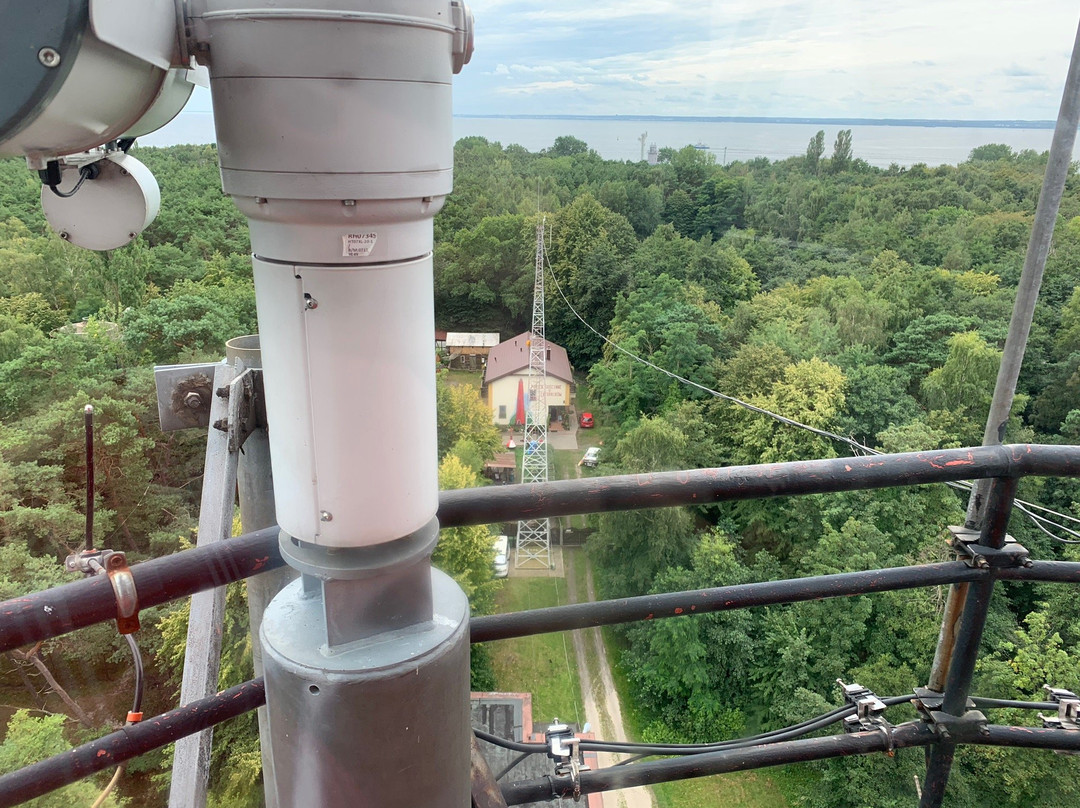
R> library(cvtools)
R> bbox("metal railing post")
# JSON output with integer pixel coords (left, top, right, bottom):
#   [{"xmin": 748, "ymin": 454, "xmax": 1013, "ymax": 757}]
[{"xmin": 920, "ymin": 477, "xmax": 1018, "ymax": 808}]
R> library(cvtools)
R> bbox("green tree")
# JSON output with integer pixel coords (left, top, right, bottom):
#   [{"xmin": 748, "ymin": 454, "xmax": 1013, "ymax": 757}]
[
  {"xmin": 0, "ymin": 711, "xmax": 122, "ymax": 807},
  {"xmin": 831, "ymin": 129, "xmax": 853, "ymax": 173},
  {"xmin": 805, "ymin": 130, "xmax": 825, "ymax": 174},
  {"xmin": 435, "ymin": 373, "xmax": 501, "ymax": 461}
]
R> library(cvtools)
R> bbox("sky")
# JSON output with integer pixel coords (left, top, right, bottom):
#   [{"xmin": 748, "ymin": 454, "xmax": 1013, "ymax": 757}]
[
  {"xmin": 174, "ymin": 1, "xmax": 1080, "ymax": 122},
  {"xmin": 452, "ymin": 0, "xmax": 1080, "ymax": 119}
]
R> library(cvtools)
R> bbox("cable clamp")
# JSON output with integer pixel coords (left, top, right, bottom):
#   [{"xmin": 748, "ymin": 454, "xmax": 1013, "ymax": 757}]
[
  {"xmin": 837, "ymin": 679, "xmax": 893, "ymax": 751},
  {"xmin": 948, "ymin": 525, "xmax": 1031, "ymax": 569},
  {"xmin": 1039, "ymin": 685, "xmax": 1080, "ymax": 755},
  {"xmin": 545, "ymin": 720, "xmax": 589, "ymax": 801},
  {"xmin": 64, "ymin": 549, "xmax": 140, "ymax": 634},
  {"xmin": 126, "ymin": 711, "xmax": 143, "ymax": 724}
]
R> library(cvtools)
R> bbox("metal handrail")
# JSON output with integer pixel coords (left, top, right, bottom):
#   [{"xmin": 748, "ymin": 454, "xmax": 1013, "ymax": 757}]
[{"xmin": 2, "ymin": 444, "xmax": 1080, "ymax": 805}]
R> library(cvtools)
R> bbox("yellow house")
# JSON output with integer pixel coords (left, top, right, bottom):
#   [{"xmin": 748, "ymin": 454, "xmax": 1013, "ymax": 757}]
[{"xmin": 482, "ymin": 332, "xmax": 573, "ymax": 426}]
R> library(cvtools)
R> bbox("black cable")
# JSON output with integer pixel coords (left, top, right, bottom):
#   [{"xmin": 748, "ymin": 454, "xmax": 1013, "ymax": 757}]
[
  {"xmin": 971, "ymin": 697, "xmax": 1058, "ymax": 710},
  {"xmin": 124, "ymin": 634, "xmax": 144, "ymax": 717},
  {"xmin": 494, "ymin": 751, "xmax": 535, "ymax": 781},
  {"xmin": 604, "ymin": 694, "xmax": 916, "ymax": 763},
  {"xmin": 84, "ymin": 405, "xmax": 94, "ymax": 552},
  {"xmin": 473, "ymin": 727, "xmax": 546, "ymax": 753}
]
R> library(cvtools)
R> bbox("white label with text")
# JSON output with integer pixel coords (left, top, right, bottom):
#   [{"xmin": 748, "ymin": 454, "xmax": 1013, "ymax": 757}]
[{"xmin": 342, "ymin": 232, "xmax": 378, "ymax": 257}]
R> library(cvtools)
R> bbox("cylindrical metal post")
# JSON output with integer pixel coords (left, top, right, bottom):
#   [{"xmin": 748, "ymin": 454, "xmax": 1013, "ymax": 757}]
[
  {"xmin": 261, "ymin": 571, "xmax": 471, "ymax": 807},
  {"xmin": 225, "ymin": 335, "xmax": 295, "ymax": 808}
]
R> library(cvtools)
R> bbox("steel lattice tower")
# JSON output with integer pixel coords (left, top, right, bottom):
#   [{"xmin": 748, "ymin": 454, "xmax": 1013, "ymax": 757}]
[{"xmin": 515, "ymin": 218, "xmax": 552, "ymax": 568}]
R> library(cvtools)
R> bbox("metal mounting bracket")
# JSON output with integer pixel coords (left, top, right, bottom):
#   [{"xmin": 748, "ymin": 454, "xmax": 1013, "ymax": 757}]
[
  {"xmin": 153, "ymin": 361, "xmax": 219, "ymax": 431},
  {"xmin": 154, "ymin": 361, "xmax": 264, "ymax": 452},
  {"xmin": 1039, "ymin": 685, "xmax": 1080, "ymax": 754},
  {"xmin": 912, "ymin": 688, "xmax": 988, "ymax": 741},
  {"xmin": 64, "ymin": 548, "xmax": 140, "ymax": 634},
  {"xmin": 545, "ymin": 720, "xmax": 589, "ymax": 801},
  {"xmin": 948, "ymin": 525, "xmax": 1031, "ymax": 569},
  {"xmin": 837, "ymin": 680, "xmax": 895, "ymax": 751}
]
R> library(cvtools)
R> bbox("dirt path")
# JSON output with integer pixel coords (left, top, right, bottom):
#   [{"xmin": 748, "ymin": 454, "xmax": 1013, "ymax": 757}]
[{"xmin": 565, "ymin": 549, "xmax": 655, "ymax": 808}]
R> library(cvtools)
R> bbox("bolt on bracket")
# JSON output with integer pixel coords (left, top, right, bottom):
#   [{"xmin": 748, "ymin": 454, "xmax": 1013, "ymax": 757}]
[
  {"xmin": 837, "ymin": 680, "xmax": 895, "ymax": 751},
  {"xmin": 64, "ymin": 549, "xmax": 140, "ymax": 634},
  {"xmin": 545, "ymin": 720, "xmax": 589, "ymax": 801},
  {"xmin": 948, "ymin": 525, "xmax": 1031, "ymax": 569},
  {"xmin": 1039, "ymin": 685, "xmax": 1080, "ymax": 754}
]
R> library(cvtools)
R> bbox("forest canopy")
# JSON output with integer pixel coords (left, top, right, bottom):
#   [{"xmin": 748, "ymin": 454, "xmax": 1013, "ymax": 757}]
[{"xmin": 1, "ymin": 133, "xmax": 1080, "ymax": 805}]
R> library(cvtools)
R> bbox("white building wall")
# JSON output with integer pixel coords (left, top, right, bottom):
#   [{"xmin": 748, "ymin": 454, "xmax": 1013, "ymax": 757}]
[{"xmin": 488, "ymin": 373, "xmax": 570, "ymax": 425}]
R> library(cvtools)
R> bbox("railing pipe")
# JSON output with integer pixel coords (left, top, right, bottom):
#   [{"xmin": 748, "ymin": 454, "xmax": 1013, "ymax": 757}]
[
  {"xmin": 3, "ymin": 446, "xmax": 1080, "ymax": 654},
  {"xmin": 471, "ymin": 561, "xmax": 987, "ymax": 643},
  {"xmin": 439, "ymin": 444, "xmax": 1080, "ymax": 528},
  {"xmin": 501, "ymin": 724, "xmax": 941, "ymax": 804},
  {"xmin": 0, "ymin": 527, "xmax": 282, "ymax": 654},
  {"xmin": 0, "ymin": 679, "xmax": 266, "ymax": 808},
  {"xmin": 499, "ymin": 722, "xmax": 1080, "ymax": 806}
]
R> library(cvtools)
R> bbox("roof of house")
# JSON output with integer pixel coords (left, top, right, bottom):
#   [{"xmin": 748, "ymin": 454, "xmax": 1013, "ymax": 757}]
[
  {"xmin": 483, "ymin": 332, "xmax": 573, "ymax": 385},
  {"xmin": 446, "ymin": 332, "xmax": 501, "ymax": 348}
]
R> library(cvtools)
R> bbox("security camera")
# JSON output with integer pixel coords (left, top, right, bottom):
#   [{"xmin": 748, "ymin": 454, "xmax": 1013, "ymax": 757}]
[{"xmin": 0, "ymin": 1, "xmax": 200, "ymax": 248}]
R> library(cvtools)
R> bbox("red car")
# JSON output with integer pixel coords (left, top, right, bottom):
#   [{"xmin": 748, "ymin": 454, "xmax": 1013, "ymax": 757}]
[{"xmin": 579, "ymin": 412, "xmax": 594, "ymax": 428}]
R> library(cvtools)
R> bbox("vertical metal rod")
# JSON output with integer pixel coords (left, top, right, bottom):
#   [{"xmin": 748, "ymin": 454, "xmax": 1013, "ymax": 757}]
[
  {"xmin": 932, "ymin": 10, "xmax": 1080, "ymax": 697},
  {"xmin": 225, "ymin": 336, "xmax": 294, "ymax": 808},
  {"xmin": 920, "ymin": 478, "xmax": 1018, "ymax": 808},
  {"xmin": 83, "ymin": 405, "xmax": 94, "ymax": 552},
  {"xmin": 965, "ymin": 15, "xmax": 1080, "ymax": 525},
  {"xmin": 169, "ymin": 362, "xmax": 240, "ymax": 808}
]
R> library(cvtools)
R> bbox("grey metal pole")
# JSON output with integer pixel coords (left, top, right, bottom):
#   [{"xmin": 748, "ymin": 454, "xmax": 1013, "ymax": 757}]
[
  {"xmin": 225, "ymin": 335, "xmax": 296, "ymax": 808},
  {"xmin": 921, "ymin": 479, "xmax": 1018, "ymax": 808},
  {"xmin": 930, "ymin": 14, "xmax": 1080, "ymax": 695},
  {"xmin": 964, "ymin": 17, "xmax": 1080, "ymax": 525}
]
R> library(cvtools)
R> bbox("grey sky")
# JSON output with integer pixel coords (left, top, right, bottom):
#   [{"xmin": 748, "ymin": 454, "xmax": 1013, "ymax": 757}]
[
  {"xmin": 454, "ymin": 1, "xmax": 1079, "ymax": 119},
  {"xmin": 175, "ymin": 2, "xmax": 1079, "ymax": 121}
]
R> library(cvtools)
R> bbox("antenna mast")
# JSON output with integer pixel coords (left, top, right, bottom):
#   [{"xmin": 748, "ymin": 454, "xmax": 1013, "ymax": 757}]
[{"xmin": 516, "ymin": 217, "xmax": 552, "ymax": 569}]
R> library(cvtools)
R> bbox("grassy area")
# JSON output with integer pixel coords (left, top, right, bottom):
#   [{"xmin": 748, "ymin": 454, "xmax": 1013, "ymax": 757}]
[
  {"xmin": 444, "ymin": 368, "xmax": 484, "ymax": 390},
  {"xmin": 654, "ymin": 773, "xmax": 790, "ymax": 808},
  {"xmin": 490, "ymin": 577, "xmax": 585, "ymax": 727}
]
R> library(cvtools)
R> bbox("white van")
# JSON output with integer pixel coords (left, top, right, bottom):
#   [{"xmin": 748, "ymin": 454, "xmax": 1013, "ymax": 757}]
[{"xmin": 493, "ymin": 535, "xmax": 509, "ymax": 578}]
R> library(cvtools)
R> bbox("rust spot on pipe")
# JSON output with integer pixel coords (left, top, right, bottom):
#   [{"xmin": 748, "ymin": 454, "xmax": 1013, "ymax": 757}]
[{"xmin": 674, "ymin": 607, "xmax": 684, "ymax": 614}]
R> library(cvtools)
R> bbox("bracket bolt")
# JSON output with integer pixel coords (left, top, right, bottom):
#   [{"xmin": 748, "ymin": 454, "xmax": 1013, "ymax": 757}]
[
  {"xmin": 974, "ymin": 556, "xmax": 990, "ymax": 570},
  {"xmin": 305, "ymin": 295, "xmax": 319, "ymax": 311},
  {"xmin": 184, "ymin": 392, "xmax": 203, "ymax": 409},
  {"xmin": 38, "ymin": 47, "xmax": 61, "ymax": 68},
  {"xmin": 320, "ymin": 511, "xmax": 333, "ymax": 522}
]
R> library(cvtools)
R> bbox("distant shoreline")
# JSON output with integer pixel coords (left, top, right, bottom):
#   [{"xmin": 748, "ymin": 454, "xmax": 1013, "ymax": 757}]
[{"xmin": 454, "ymin": 114, "xmax": 1058, "ymax": 130}]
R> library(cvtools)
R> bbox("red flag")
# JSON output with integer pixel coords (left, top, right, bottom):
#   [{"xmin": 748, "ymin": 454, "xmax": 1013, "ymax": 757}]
[{"xmin": 515, "ymin": 379, "xmax": 526, "ymax": 426}]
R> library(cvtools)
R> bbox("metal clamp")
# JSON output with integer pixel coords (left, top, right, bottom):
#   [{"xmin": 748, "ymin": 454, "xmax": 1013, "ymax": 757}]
[
  {"xmin": 948, "ymin": 525, "xmax": 1031, "ymax": 569},
  {"xmin": 64, "ymin": 549, "xmax": 140, "ymax": 634},
  {"xmin": 545, "ymin": 720, "xmax": 590, "ymax": 801},
  {"xmin": 1039, "ymin": 685, "xmax": 1080, "ymax": 755},
  {"xmin": 837, "ymin": 680, "xmax": 894, "ymax": 750}
]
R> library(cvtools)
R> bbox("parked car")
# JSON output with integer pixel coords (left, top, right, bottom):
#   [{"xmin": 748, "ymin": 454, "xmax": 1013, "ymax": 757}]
[
  {"xmin": 579, "ymin": 411, "xmax": 594, "ymax": 428},
  {"xmin": 492, "ymin": 535, "xmax": 509, "ymax": 578},
  {"xmin": 581, "ymin": 447, "xmax": 601, "ymax": 468}
]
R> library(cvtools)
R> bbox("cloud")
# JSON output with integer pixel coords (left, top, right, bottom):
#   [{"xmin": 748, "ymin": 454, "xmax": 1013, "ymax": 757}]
[{"xmin": 454, "ymin": 1, "xmax": 1080, "ymax": 119}]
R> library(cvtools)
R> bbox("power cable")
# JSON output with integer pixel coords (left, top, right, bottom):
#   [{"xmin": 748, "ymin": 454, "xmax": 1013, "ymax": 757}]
[
  {"xmin": 475, "ymin": 694, "xmax": 915, "ymax": 762},
  {"xmin": 90, "ymin": 635, "xmax": 144, "ymax": 807},
  {"xmin": 544, "ymin": 250, "xmax": 1080, "ymax": 544}
]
